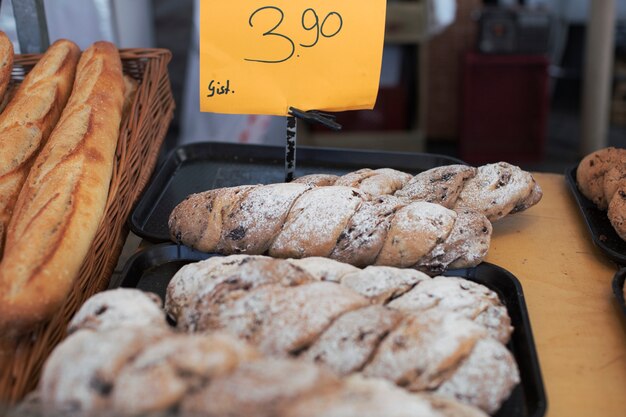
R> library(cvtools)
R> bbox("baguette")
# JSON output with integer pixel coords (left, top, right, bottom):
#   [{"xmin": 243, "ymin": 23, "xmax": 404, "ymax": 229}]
[
  {"xmin": 33, "ymin": 288, "xmax": 488, "ymax": 417},
  {"xmin": 0, "ymin": 41, "xmax": 125, "ymax": 336},
  {"xmin": 0, "ymin": 31, "xmax": 13, "ymax": 106},
  {"xmin": 0, "ymin": 39, "xmax": 80, "ymax": 256},
  {"xmin": 169, "ymin": 185, "xmax": 492, "ymax": 273}
]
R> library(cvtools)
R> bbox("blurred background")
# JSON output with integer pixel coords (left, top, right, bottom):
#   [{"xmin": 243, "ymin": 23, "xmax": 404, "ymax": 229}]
[{"xmin": 1, "ymin": 0, "xmax": 625, "ymax": 172}]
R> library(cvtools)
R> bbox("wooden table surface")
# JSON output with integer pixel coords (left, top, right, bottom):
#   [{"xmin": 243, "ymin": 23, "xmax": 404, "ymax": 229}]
[{"xmin": 486, "ymin": 172, "xmax": 626, "ymax": 417}]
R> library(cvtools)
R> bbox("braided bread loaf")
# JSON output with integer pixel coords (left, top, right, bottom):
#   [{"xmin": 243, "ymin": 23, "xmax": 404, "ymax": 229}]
[
  {"xmin": 169, "ymin": 184, "xmax": 492, "ymax": 273},
  {"xmin": 576, "ymin": 147, "xmax": 626, "ymax": 240},
  {"xmin": 295, "ymin": 162, "xmax": 542, "ymax": 222},
  {"xmin": 165, "ymin": 255, "xmax": 519, "ymax": 414},
  {"xmin": 32, "ymin": 288, "xmax": 488, "ymax": 417}
]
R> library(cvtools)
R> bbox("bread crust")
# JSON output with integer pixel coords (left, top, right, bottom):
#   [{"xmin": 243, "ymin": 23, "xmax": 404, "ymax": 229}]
[
  {"xmin": 608, "ymin": 187, "xmax": 626, "ymax": 240},
  {"xmin": 0, "ymin": 31, "xmax": 14, "ymax": 106},
  {"xmin": 576, "ymin": 147, "xmax": 626, "ymax": 209},
  {"xmin": 0, "ymin": 39, "xmax": 80, "ymax": 256},
  {"xmin": 0, "ymin": 41, "xmax": 124, "ymax": 335}
]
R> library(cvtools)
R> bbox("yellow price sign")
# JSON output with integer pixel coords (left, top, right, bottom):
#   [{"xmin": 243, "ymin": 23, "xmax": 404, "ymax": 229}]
[{"xmin": 199, "ymin": 0, "xmax": 387, "ymax": 116}]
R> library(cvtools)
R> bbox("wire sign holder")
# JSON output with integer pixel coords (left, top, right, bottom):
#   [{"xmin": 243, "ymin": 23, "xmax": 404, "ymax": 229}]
[
  {"xmin": 199, "ymin": 0, "xmax": 386, "ymax": 182},
  {"xmin": 285, "ymin": 108, "xmax": 341, "ymax": 182},
  {"xmin": 285, "ymin": 114, "xmax": 298, "ymax": 182}
]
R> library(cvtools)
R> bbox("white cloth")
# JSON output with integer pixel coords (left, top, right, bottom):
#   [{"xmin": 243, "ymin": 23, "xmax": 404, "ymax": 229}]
[
  {"xmin": 426, "ymin": 0, "xmax": 457, "ymax": 37},
  {"xmin": 0, "ymin": 0, "xmax": 154, "ymax": 52},
  {"xmin": 179, "ymin": 0, "xmax": 285, "ymax": 145}
]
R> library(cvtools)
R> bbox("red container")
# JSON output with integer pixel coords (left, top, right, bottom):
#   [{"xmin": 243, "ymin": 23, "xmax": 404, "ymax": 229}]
[{"xmin": 460, "ymin": 52, "xmax": 549, "ymax": 164}]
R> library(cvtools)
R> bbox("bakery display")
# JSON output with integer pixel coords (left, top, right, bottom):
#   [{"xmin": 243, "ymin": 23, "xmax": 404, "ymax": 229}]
[
  {"xmin": 169, "ymin": 185, "xmax": 492, "ymax": 273},
  {"xmin": 295, "ymin": 162, "xmax": 542, "ymax": 222},
  {"xmin": 26, "ymin": 288, "xmax": 489, "ymax": 417},
  {"xmin": 168, "ymin": 161, "xmax": 543, "ymax": 272},
  {"xmin": 165, "ymin": 255, "xmax": 520, "ymax": 414},
  {"xmin": 576, "ymin": 147, "xmax": 626, "ymax": 240},
  {"xmin": 0, "ymin": 39, "xmax": 80, "ymax": 256},
  {"xmin": 0, "ymin": 41, "xmax": 125, "ymax": 336}
]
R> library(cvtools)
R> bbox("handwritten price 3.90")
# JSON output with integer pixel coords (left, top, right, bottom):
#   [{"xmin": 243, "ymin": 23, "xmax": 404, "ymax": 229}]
[{"xmin": 245, "ymin": 6, "xmax": 343, "ymax": 64}]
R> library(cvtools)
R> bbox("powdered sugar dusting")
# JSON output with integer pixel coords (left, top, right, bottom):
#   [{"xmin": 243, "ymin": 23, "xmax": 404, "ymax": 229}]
[
  {"xmin": 40, "ymin": 328, "xmax": 167, "ymax": 414},
  {"xmin": 341, "ymin": 266, "xmax": 430, "ymax": 303},
  {"xmin": 363, "ymin": 312, "xmax": 486, "ymax": 391},
  {"xmin": 302, "ymin": 306, "xmax": 402, "ymax": 375},
  {"xmin": 395, "ymin": 202, "xmax": 456, "ymax": 233},
  {"xmin": 358, "ymin": 169, "xmax": 413, "ymax": 196},
  {"xmin": 395, "ymin": 165, "xmax": 476, "ymax": 208},
  {"xmin": 388, "ymin": 276, "xmax": 512, "ymax": 343},
  {"xmin": 416, "ymin": 209, "xmax": 492, "ymax": 273},
  {"xmin": 282, "ymin": 374, "xmax": 459, "ymax": 417},
  {"xmin": 219, "ymin": 183, "xmax": 309, "ymax": 254},
  {"xmin": 269, "ymin": 187, "xmax": 364, "ymax": 258},
  {"xmin": 182, "ymin": 358, "xmax": 338, "ymax": 416},
  {"xmin": 435, "ymin": 338, "xmax": 520, "ymax": 414},
  {"xmin": 330, "ymin": 196, "xmax": 404, "ymax": 267},
  {"xmin": 335, "ymin": 169, "xmax": 376, "ymax": 187},
  {"xmin": 166, "ymin": 255, "xmax": 265, "ymax": 329},
  {"xmin": 293, "ymin": 174, "xmax": 339, "ymax": 187},
  {"xmin": 454, "ymin": 162, "xmax": 534, "ymax": 221},
  {"xmin": 287, "ymin": 257, "xmax": 360, "ymax": 282},
  {"xmin": 68, "ymin": 288, "xmax": 167, "ymax": 333},
  {"xmin": 376, "ymin": 202, "xmax": 456, "ymax": 267},
  {"xmin": 209, "ymin": 282, "xmax": 368, "ymax": 356}
]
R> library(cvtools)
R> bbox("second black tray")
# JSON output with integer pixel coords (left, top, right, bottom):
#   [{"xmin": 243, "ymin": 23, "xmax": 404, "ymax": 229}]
[
  {"xmin": 130, "ymin": 142, "xmax": 465, "ymax": 242},
  {"xmin": 613, "ymin": 268, "xmax": 626, "ymax": 316},
  {"xmin": 565, "ymin": 166, "xmax": 626, "ymax": 266},
  {"xmin": 117, "ymin": 243, "xmax": 546, "ymax": 417}
]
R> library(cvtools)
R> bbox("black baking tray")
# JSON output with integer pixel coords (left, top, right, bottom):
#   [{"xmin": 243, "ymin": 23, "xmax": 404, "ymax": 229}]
[
  {"xmin": 613, "ymin": 268, "xmax": 626, "ymax": 316},
  {"xmin": 117, "ymin": 243, "xmax": 547, "ymax": 417},
  {"xmin": 565, "ymin": 166, "xmax": 626, "ymax": 266},
  {"xmin": 129, "ymin": 142, "xmax": 466, "ymax": 242}
]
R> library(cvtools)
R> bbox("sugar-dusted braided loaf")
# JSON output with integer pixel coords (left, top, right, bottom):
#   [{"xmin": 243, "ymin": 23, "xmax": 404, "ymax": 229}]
[
  {"xmin": 30, "ymin": 288, "xmax": 488, "ymax": 417},
  {"xmin": 295, "ymin": 162, "xmax": 543, "ymax": 222},
  {"xmin": 169, "ymin": 184, "xmax": 492, "ymax": 274},
  {"xmin": 165, "ymin": 255, "xmax": 520, "ymax": 414}
]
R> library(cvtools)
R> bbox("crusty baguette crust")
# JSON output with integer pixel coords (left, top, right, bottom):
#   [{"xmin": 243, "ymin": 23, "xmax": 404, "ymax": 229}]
[
  {"xmin": 0, "ymin": 31, "xmax": 13, "ymax": 106},
  {"xmin": 0, "ymin": 41, "xmax": 125, "ymax": 335},
  {"xmin": 0, "ymin": 39, "xmax": 80, "ymax": 256}
]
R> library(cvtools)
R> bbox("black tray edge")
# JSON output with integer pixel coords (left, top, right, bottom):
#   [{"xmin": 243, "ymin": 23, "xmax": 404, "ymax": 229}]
[
  {"xmin": 446, "ymin": 263, "xmax": 547, "ymax": 417},
  {"xmin": 612, "ymin": 268, "xmax": 626, "ymax": 316},
  {"xmin": 116, "ymin": 243, "xmax": 547, "ymax": 417},
  {"xmin": 129, "ymin": 142, "xmax": 467, "ymax": 243},
  {"xmin": 114, "ymin": 243, "xmax": 215, "ymax": 289},
  {"xmin": 564, "ymin": 166, "xmax": 626, "ymax": 266}
]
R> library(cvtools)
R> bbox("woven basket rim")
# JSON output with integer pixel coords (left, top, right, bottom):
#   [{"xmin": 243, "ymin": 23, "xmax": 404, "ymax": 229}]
[{"xmin": 13, "ymin": 47, "xmax": 172, "ymax": 61}]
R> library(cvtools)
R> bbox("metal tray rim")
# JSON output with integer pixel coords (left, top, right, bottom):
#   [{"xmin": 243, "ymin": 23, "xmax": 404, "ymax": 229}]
[
  {"xmin": 564, "ymin": 166, "xmax": 626, "ymax": 266},
  {"xmin": 116, "ymin": 243, "xmax": 547, "ymax": 417},
  {"xmin": 129, "ymin": 142, "xmax": 467, "ymax": 242},
  {"xmin": 612, "ymin": 268, "xmax": 626, "ymax": 316}
]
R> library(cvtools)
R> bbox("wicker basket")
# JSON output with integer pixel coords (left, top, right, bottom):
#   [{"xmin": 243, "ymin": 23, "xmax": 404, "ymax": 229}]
[{"xmin": 0, "ymin": 48, "xmax": 175, "ymax": 403}]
